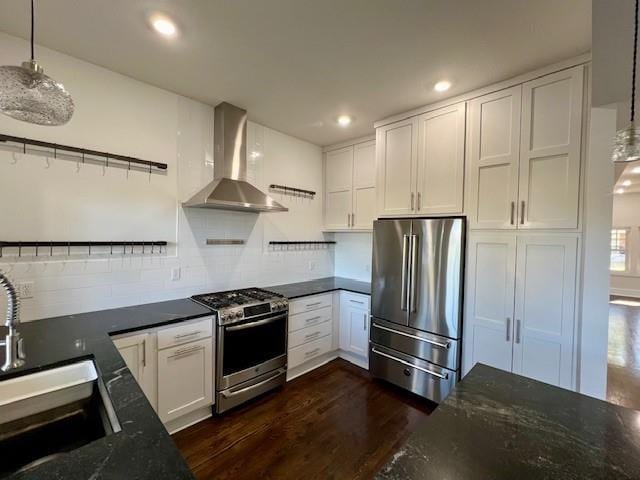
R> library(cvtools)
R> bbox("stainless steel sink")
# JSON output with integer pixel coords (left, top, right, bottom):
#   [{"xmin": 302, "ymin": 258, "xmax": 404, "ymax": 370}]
[{"xmin": 0, "ymin": 360, "xmax": 121, "ymax": 477}]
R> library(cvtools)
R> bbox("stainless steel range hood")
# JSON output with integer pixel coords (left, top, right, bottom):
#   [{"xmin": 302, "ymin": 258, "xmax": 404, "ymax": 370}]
[{"xmin": 182, "ymin": 102, "xmax": 288, "ymax": 213}]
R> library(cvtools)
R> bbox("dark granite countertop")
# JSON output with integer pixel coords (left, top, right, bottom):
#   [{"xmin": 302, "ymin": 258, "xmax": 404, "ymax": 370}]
[
  {"xmin": 0, "ymin": 299, "xmax": 212, "ymax": 480},
  {"xmin": 0, "ymin": 276, "xmax": 369, "ymax": 479},
  {"xmin": 265, "ymin": 276, "xmax": 371, "ymax": 299},
  {"xmin": 376, "ymin": 364, "xmax": 640, "ymax": 480}
]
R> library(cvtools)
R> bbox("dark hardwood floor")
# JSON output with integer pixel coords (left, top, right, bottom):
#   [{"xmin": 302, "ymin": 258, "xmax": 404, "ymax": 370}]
[
  {"xmin": 608, "ymin": 296, "xmax": 640, "ymax": 410},
  {"xmin": 173, "ymin": 359, "xmax": 434, "ymax": 480}
]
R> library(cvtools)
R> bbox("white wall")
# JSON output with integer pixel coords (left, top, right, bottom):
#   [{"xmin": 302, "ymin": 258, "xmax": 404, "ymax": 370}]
[
  {"xmin": 578, "ymin": 106, "xmax": 615, "ymax": 400},
  {"xmin": 0, "ymin": 32, "xmax": 333, "ymax": 322},
  {"xmin": 334, "ymin": 233, "xmax": 372, "ymax": 282},
  {"xmin": 610, "ymin": 191, "xmax": 640, "ymax": 297}
]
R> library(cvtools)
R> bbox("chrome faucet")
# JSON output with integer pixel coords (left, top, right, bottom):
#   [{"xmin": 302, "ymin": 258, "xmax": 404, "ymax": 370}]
[{"xmin": 0, "ymin": 270, "xmax": 26, "ymax": 371}]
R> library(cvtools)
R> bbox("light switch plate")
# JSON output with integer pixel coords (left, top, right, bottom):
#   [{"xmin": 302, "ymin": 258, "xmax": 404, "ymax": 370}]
[{"xmin": 171, "ymin": 267, "xmax": 181, "ymax": 282}]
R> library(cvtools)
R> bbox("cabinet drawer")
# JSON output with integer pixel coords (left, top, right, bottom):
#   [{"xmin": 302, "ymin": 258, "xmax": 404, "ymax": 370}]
[
  {"xmin": 288, "ymin": 321, "xmax": 332, "ymax": 349},
  {"xmin": 289, "ymin": 293, "xmax": 333, "ymax": 315},
  {"xmin": 288, "ymin": 335, "xmax": 333, "ymax": 369},
  {"xmin": 369, "ymin": 344, "xmax": 456, "ymax": 403},
  {"xmin": 289, "ymin": 306, "xmax": 332, "ymax": 332},
  {"xmin": 342, "ymin": 291, "xmax": 370, "ymax": 310},
  {"xmin": 157, "ymin": 317, "xmax": 213, "ymax": 350}
]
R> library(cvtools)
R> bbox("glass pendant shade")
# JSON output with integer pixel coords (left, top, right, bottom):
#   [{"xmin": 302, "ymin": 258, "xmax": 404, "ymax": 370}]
[
  {"xmin": 0, "ymin": 60, "xmax": 74, "ymax": 126},
  {"xmin": 613, "ymin": 124, "xmax": 640, "ymax": 163}
]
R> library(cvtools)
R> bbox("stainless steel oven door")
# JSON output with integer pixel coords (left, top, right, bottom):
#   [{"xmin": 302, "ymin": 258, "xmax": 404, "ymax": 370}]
[{"xmin": 217, "ymin": 312, "xmax": 288, "ymax": 390}]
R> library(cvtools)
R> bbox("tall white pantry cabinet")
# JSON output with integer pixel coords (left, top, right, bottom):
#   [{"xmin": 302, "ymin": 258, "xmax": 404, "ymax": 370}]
[
  {"xmin": 372, "ymin": 61, "xmax": 587, "ymax": 391},
  {"xmin": 463, "ymin": 65, "xmax": 585, "ymax": 390}
]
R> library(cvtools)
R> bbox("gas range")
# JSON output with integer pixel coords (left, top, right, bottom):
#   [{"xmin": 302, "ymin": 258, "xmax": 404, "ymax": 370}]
[
  {"xmin": 191, "ymin": 287, "xmax": 289, "ymax": 414},
  {"xmin": 191, "ymin": 288, "xmax": 288, "ymax": 325}
]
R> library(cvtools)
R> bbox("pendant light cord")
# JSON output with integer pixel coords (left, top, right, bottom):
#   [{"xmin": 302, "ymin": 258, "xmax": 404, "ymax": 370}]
[
  {"xmin": 632, "ymin": 0, "xmax": 638, "ymax": 123},
  {"xmin": 30, "ymin": 0, "xmax": 34, "ymax": 61}
]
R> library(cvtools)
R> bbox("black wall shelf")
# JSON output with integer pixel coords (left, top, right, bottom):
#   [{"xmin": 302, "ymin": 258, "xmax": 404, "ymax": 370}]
[
  {"xmin": 0, "ymin": 134, "xmax": 168, "ymax": 174},
  {"xmin": 268, "ymin": 241, "xmax": 336, "ymax": 245},
  {"xmin": 269, "ymin": 184, "xmax": 316, "ymax": 198},
  {"xmin": 0, "ymin": 241, "xmax": 168, "ymax": 257}
]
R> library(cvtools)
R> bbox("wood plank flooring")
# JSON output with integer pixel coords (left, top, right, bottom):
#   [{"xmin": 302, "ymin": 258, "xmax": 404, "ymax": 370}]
[
  {"xmin": 608, "ymin": 296, "xmax": 640, "ymax": 410},
  {"xmin": 173, "ymin": 359, "xmax": 434, "ymax": 480}
]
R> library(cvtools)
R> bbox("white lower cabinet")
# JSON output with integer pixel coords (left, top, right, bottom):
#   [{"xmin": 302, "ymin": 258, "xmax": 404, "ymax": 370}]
[
  {"xmin": 338, "ymin": 291, "xmax": 370, "ymax": 366},
  {"xmin": 112, "ymin": 331, "xmax": 157, "ymax": 410},
  {"xmin": 112, "ymin": 316, "xmax": 215, "ymax": 429},
  {"xmin": 464, "ymin": 232, "xmax": 578, "ymax": 389},
  {"xmin": 157, "ymin": 337, "xmax": 213, "ymax": 423}
]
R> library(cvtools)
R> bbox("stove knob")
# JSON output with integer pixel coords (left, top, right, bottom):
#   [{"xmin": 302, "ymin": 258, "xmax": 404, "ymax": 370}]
[{"xmin": 235, "ymin": 311, "xmax": 243, "ymax": 319}]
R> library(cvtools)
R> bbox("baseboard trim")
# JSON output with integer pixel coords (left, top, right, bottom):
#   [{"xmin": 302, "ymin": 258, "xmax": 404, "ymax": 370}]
[
  {"xmin": 338, "ymin": 350, "xmax": 369, "ymax": 370},
  {"xmin": 165, "ymin": 405, "xmax": 212, "ymax": 435},
  {"xmin": 286, "ymin": 351, "xmax": 340, "ymax": 381},
  {"xmin": 611, "ymin": 288, "xmax": 640, "ymax": 299}
]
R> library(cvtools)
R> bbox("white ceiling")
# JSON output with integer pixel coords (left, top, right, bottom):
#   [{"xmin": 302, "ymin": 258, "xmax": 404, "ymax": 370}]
[{"xmin": 0, "ymin": 0, "xmax": 591, "ymax": 146}]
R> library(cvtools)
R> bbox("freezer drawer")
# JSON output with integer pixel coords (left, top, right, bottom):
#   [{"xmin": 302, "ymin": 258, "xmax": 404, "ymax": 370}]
[
  {"xmin": 370, "ymin": 318, "xmax": 460, "ymax": 371},
  {"xmin": 369, "ymin": 344, "xmax": 457, "ymax": 403}
]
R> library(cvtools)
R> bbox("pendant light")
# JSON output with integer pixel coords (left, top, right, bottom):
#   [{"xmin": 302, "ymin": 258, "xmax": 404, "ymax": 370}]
[
  {"xmin": 614, "ymin": 0, "xmax": 640, "ymax": 162},
  {"xmin": 0, "ymin": 0, "xmax": 74, "ymax": 126}
]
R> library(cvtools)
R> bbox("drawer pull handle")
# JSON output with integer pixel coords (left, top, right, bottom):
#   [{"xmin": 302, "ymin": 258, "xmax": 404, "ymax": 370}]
[
  {"xmin": 304, "ymin": 348, "xmax": 321, "ymax": 358},
  {"xmin": 304, "ymin": 331, "xmax": 321, "ymax": 340},
  {"xmin": 306, "ymin": 301, "xmax": 323, "ymax": 308},
  {"xmin": 305, "ymin": 316, "xmax": 322, "ymax": 323},
  {"xmin": 372, "ymin": 347, "xmax": 448, "ymax": 380},
  {"xmin": 372, "ymin": 323, "xmax": 450, "ymax": 349},
  {"xmin": 174, "ymin": 330, "xmax": 202, "ymax": 339},
  {"xmin": 169, "ymin": 345, "xmax": 202, "ymax": 359},
  {"xmin": 349, "ymin": 299, "xmax": 365, "ymax": 305}
]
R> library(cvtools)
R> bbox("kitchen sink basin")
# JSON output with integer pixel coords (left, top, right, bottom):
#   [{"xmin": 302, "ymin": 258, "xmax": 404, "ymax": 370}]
[{"xmin": 0, "ymin": 360, "xmax": 121, "ymax": 477}]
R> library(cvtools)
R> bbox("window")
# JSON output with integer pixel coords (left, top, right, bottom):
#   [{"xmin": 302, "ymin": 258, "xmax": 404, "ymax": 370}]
[{"xmin": 611, "ymin": 228, "xmax": 629, "ymax": 272}]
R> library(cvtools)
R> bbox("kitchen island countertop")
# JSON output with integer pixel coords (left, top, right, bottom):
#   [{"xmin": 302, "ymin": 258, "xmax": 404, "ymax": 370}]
[{"xmin": 376, "ymin": 364, "xmax": 640, "ymax": 480}]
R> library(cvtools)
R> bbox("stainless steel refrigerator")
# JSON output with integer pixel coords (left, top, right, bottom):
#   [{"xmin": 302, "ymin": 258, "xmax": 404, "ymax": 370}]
[{"xmin": 369, "ymin": 217, "xmax": 464, "ymax": 403}]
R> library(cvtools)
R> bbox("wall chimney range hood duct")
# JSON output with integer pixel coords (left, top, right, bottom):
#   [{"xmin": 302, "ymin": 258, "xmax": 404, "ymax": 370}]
[{"xmin": 182, "ymin": 102, "xmax": 288, "ymax": 213}]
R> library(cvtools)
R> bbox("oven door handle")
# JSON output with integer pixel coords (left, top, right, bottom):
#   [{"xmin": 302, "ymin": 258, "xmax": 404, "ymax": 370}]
[
  {"xmin": 225, "ymin": 314, "xmax": 287, "ymax": 332},
  {"xmin": 221, "ymin": 368, "xmax": 286, "ymax": 398}
]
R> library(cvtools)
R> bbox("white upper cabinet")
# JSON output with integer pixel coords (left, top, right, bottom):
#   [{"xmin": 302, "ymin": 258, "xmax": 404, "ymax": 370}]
[
  {"xmin": 325, "ymin": 146, "xmax": 354, "ymax": 230},
  {"xmin": 415, "ymin": 102, "xmax": 466, "ymax": 214},
  {"xmin": 518, "ymin": 66, "xmax": 584, "ymax": 229},
  {"xmin": 467, "ymin": 86, "xmax": 522, "ymax": 229},
  {"xmin": 376, "ymin": 104, "xmax": 465, "ymax": 217},
  {"xmin": 512, "ymin": 234, "xmax": 578, "ymax": 389},
  {"xmin": 352, "ymin": 140, "xmax": 377, "ymax": 229},
  {"xmin": 324, "ymin": 139, "xmax": 376, "ymax": 231},
  {"xmin": 376, "ymin": 118, "xmax": 417, "ymax": 216},
  {"xmin": 467, "ymin": 66, "xmax": 584, "ymax": 231}
]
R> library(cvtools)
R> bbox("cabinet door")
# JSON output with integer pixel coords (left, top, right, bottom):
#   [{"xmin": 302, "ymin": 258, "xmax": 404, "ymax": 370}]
[
  {"xmin": 325, "ymin": 146, "xmax": 354, "ymax": 229},
  {"xmin": 512, "ymin": 234, "xmax": 578, "ymax": 389},
  {"xmin": 113, "ymin": 332, "xmax": 156, "ymax": 410},
  {"xmin": 157, "ymin": 337, "xmax": 213, "ymax": 423},
  {"xmin": 518, "ymin": 66, "xmax": 584, "ymax": 229},
  {"xmin": 467, "ymin": 86, "xmax": 522, "ymax": 229},
  {"xmin": 416, "ymin": 102, "xmax": 465, "ymax": 214},
  {"xmin": 463, "ymin": 232, "xmax": 516, "ymax": 375},
  {"xmin": 352, "ymin": 140, "xmax": 376, "ymax": 229},
  {"xmin": 376, "ymin": 118, "xmax": 417, "ymax": 216},
  {"xmin": 339, "ymin": 293, "xmax": 370, "ymax": 359}
]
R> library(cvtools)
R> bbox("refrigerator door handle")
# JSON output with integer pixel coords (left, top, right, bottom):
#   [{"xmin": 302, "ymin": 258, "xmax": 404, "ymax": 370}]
[
  {"xmin": 401, "ymin": 234, "xmax": 410, "ymax": 311},
  {"xmin": 409, "ymin": 234, "xmax": 419, "ymax": 312}
]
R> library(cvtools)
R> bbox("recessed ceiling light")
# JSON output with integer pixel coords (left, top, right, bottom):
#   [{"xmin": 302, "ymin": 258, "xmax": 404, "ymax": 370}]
[
  {"xmin": 337, "ymin": 115, "xmax": 352, "ymax": 127},
  {"xmin": 434, "ymin": 81, "xmax": 452, "ymax": 92},
  {"xmin": 616, "ymin": 188, "xmax": 626, "ymax": 194},
  {"xmin": 623, "ymin": 179, "xmax": 632, "ymax": 187},
  {"xmin": 633, "ymin": 166, "xmax": 640, "ymax": 174},
  {"xmin": 150, "ymin": 14, "xmax": 178, "ymax": 38}
]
